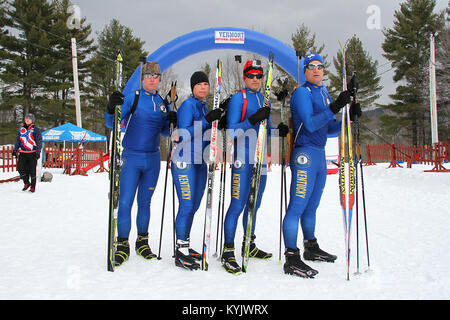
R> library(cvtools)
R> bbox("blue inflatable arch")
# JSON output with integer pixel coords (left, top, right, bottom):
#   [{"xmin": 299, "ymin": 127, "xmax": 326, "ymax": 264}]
[{"xmin": 122, "ymin": 27, "xmax": 305, "ymax": 95}]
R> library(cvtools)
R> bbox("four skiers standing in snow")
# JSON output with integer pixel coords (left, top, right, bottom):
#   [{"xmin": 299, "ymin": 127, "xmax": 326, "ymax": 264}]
[{"xmin": 104, "ymin": 54, "xmax": 362, "ymax": 277}]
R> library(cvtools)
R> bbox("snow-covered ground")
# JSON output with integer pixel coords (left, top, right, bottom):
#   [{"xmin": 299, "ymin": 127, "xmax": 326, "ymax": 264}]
[{"xmin": 1, "ymin": 162, "xmax": 449, "ymax": 300}]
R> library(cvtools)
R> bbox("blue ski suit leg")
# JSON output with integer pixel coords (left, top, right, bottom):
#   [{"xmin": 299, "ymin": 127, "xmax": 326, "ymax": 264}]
[
  {"xmin": 117, "ymin": 149, "xmax": 161, "ymax": 238},
  {"xmin": 171, "ymin": 162, "xmax": 207, "ymax": 241},
  {"xmin": 282, "ymin": 146, "xmax": 327, "ymax": 249},
  {"xmin": 223, "ymin": 161, "xmax": 267, "ymax": 244}
]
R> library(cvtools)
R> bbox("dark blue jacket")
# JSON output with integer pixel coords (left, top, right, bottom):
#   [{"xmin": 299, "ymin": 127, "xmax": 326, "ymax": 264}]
[{"xmin": 14, "ymin": 123, "xmax": 42, "ymax": 155}]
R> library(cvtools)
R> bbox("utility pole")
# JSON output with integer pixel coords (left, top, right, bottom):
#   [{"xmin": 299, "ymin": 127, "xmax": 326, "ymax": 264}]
[
  {"xmin": 429, "ymin": 33, "xmax": 438, "ymax": 144},
  {"xmin": 71, "ymin": 37, "xmax": 82, "ymax": 128}
]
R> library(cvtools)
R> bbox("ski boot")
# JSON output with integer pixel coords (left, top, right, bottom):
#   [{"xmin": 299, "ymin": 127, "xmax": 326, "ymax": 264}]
[
  {"xmin": 175, "ymin": 239, "xmax": 200, "ymax": 271},
  {"xmin": 22, "ymin": 182, "xmax": 31, "ymax": 191},
  {"xmin": 242, "ymin": 235, "xmax": 272, "ymax": 259},
  {"xmin": 221, "ymin": 243, "xmax": 242, "ymax": 275},
  {"xmin": 188, "ymin": 248, "xmax": 202, "ymax": 261},
  {"xmin": 283, "ymin": 248, "xmax": 318, "ymax": 278},
  {"xmin": 114, "ymin": 238, "xmax": 130, "ymax": 267},
  {"xmin": 135, "ymin": 232, "xmax": 157, "ymax": 260},
  {"xmin": 303, "ymin": 239, "xmax": 337, "ymax": 263},
  {"xmin": 186, "ymin": 238, "xmax": 202, "ymax": 261}
]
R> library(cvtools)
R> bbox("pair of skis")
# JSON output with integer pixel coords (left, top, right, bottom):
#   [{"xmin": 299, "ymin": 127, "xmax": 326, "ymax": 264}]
[
  {"xmin": 201, "ymin": 59, "xmax": 222, "ymax": 271},
  {"xmin": 338, "ymin": 41, "xmax": 355, "ymax": 281},
  {"xmin": 107, "ymin": 49, "xmax": 124, "ymax": 272},
  {"xmin": 242, "ymin": 53, "xmax": 274, "ymax": 273}
]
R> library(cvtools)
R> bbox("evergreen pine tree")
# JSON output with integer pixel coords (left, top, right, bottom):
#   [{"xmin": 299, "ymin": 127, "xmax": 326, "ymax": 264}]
[
  {"xmin": 88, "ymin": 19, "xmax": 148, "ymax": 136},
  {"xmin": 328, "ymin": 35, "xmax": 382, "ymax": 107},
  {"xmin": 41, "ymin": 0, "xmax": 96, "ymax": 128},
  {"xmin": 272, "ymin": 23, "xmax": 329, "ymax": 128},
  {"xmin": 0, "ymin": 0, "xmax": 56, "ymax": 139}
]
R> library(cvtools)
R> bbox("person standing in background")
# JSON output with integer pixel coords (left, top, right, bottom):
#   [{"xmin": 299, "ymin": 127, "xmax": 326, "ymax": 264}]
[{"xmin": 13, "ymin": 113, "xmax": 42, "ymax": 193}]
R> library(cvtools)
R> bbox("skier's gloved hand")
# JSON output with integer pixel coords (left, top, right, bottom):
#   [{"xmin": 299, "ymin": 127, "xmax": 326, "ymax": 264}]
[
  {"xmin": 218, "ymin": 114, "xmax": 227, "ymax": 130},
  {"xmin": 275, "ymin": 89, "xmax": 289, "ymax": 102},
  {"xmin": 219, "ymin": 96, "xmax": 230, "ymax": 111},
  {"xmin": 35, "ymin": 152, "xmax": 40, "ymax": 160},
  {"xmin": 12, "ymin": 150, "xmax": 17, "ymax": 157},
  {"xmin": 349, "ymin": 102, "xmax": 362, "ymax": 121},
  {"xmin": 277, "ymin": 122, "xmax": 289, "ymax": 137},
  {"xmin": 166, "ymin": 111, "xmax": 177, "ymax": 127},
  {"xmin": 248, "ymin": 107, "xmax": 270, "ymax": 125},
  {"xmin": 107, "ymin": 91, "xmax": 125, "ymax": 114},
  {"xmin": 329, "ymin": 90, "xmax": 351, "ymax": 114},
  {"xmin": 204, "ymin": 108, "xmax": 223, "ymax": 124}
]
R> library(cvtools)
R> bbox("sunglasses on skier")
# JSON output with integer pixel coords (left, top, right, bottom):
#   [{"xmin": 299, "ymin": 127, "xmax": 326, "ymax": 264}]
[
  {"xmin": 306, "ymin": 63, "xmax": 325, "ymax": 70},
  {"xmin": 245, "ymin": 73, "xmax": 263, "ymax": 79},
  {"xmin": 143, "ymin": 73, "xmax": 161, "ymax": 79}
]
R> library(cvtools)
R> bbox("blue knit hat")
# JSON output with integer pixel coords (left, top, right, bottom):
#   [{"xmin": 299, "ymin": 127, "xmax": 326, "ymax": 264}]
[{"xmin": 303, "ymin": 53, "xmax": 324, "ymax": 72}]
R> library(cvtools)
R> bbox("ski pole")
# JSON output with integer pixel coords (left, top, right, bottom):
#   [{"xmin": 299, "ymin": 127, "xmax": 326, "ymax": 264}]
[
  {"xmin": 349, "ymin": 73, "xmax": 371, "ymax": 272},
  {"xmin": 213, "ymin": 146, "xmax": 225, "ymax": 258},
  {"xmin": 360, "ymin": 151, "xmax": 370, "ymax": 271},
  {"xmin": 157, "ymin": 81, "xmax": 178, "ymax": 260},
  {"xmin": 219, "ymin": 135, "xmax": 227, "ymax": 257},
  {"xmin": 276, "ymin": 78, "xmax": 289, "ymax": 264}
]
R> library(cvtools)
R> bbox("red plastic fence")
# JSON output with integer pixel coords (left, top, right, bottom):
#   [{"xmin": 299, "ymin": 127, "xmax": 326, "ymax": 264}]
[
  {"xmin": 0, "ymin": 146, "xmax": 17, "ymax": 172},
  {"xmin": 0, "ymin": 147, "xmax": 106, "ymax": 176},
  {"xmin": 43, "ymin": 147, "xmax": 106, "ymax": 175},
  {"xmin": 365, "ymin": 141, "xmax": 449, "ymax": 172},
  {"xmin": 3, "ymin": 142, "xmax": 448, "ymax": 176}
]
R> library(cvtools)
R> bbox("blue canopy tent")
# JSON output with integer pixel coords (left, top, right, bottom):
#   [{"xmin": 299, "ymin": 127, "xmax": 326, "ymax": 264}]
[
  {"xmin": 42, "ymin": 122, "xmax": 107, "ymax": 143},
  {"xmin": 42, "ymin": 122, "xmax": 108, "ymax": 155},
  {"xmin": 41, "ymin": 123, "xmax": 108, "ymax": 175}
]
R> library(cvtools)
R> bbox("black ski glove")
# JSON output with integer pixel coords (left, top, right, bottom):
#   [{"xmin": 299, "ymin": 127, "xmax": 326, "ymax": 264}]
[
  {"xmin": 275, "ymin": 89, "xmax": 289, "ymax": 102},
  {"xmin": 277, "ymin": 122, "xmax": 289, "ymax": 137},
  {"xmin": 166, "ymin": 111, "xmax": 177, "ymax": 127},
  {"xmin": 204, "ymin": 108, "xmax": 223, "ymax": 124},
  {"xmin": 107, "ymin": 91, "xmax": 125, "ymax": 114},
  {"xmin": 248, "ymin": 107, "xmax": 270, "ymax": 125},
  {"xmin": 349, "ymin": 102, "xmax": 362, "ymax": 121},
  {"xmin": 329, "ymin": 90, "xmax": 351, "ymax": 114},
  {"xmin": 218, "ymin": 114, "xmax": 227, "ymax": 130},
  {"xmin": 219, "ymin": 96, "xmax": 230, "ymax": 111}
]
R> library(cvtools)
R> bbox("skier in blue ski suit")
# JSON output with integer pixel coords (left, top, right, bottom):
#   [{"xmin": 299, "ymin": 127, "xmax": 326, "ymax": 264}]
[
  {"xmin": 171, "ymin": 71, "xmax": 222, "ymax": 270},
  {"xmin": 220, "ymin": 59, "xmax": 289, "ymax": 274},
  {"xmin": 282, "ymin": 53, "xmax": 361, "ymax": 278},
  {"xmin": 105, "ymin": 61, "xmax": 177, "ymax": 267}
]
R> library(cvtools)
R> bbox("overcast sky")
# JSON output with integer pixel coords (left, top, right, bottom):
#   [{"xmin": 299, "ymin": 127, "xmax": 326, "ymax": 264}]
[{"xmin": 72, "ymin": 0, "xmax": 448, "ymax": 105}]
